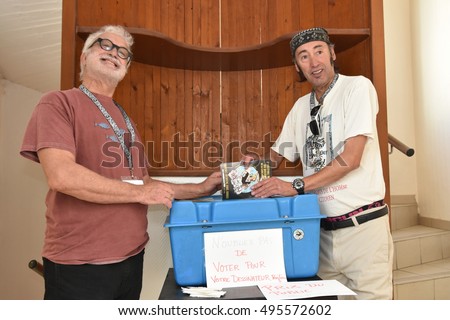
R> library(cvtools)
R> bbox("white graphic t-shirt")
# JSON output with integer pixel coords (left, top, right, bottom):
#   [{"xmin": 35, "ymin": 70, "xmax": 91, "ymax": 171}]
[{"xmin": 272, "ymin": 75, "xmax": 385, "ymax": 217}]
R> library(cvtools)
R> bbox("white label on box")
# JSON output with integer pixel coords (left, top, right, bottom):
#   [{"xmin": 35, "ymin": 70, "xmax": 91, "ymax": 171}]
[{"xmin": 204, "ymin": 228, "xmax": 287, "ymax": 289}]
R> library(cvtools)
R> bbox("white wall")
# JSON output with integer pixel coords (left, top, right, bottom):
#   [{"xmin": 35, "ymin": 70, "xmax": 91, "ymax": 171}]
[
  {"xmin": 0, "ymin": 80, "xmax": 46, "ymax": 299},
  {"xmin": 410, "ymin": 0, "xmax": 450, "ymax": 220},
  {"xmin": 384, "ymin": 0, "xmax": 418, "ymax": 196},
  {"xmin": 384, "ymin": 0, "xmax": 450, "ymax": 222}
]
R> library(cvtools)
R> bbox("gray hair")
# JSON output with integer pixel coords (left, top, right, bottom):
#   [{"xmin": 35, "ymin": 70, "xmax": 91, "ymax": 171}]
[{"xmin": 80, "ymin": 25, "xmax": 134, "ymax": 80}]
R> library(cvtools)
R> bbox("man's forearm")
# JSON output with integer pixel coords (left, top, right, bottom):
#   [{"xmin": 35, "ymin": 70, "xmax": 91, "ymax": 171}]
[{"xmin": 37, "ymin": 148, "xmax": 173, "ymax": 207}]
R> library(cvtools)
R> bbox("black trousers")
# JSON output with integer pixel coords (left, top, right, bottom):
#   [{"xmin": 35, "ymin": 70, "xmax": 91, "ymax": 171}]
[{"xmin": 43, "ymin": 250, "xmax": 144, "ymax": 300}]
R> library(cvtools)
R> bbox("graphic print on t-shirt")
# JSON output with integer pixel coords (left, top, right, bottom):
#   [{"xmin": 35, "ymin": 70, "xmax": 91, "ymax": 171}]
[
  {"xmin": 94, "ymin": 122, "xmax": 127, "ymax": 143},
  {"xmin": 305, "ymin": 134, "xmax": 326, "ymax": 172},
  {"xmin": 304, "ymin": 113, "xmax": 346, "ymax": 174}
]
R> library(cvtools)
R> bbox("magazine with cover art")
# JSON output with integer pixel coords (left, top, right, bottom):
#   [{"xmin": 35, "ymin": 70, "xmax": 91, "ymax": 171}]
[{"xmin": 220, "ymin": 160, "xmax": 272, "ymax": 200}]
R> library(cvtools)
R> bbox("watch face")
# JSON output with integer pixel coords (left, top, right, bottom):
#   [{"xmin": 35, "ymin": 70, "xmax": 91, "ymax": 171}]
[
  {"xmin": 292, "ymin": 178, "xmax": 305, "ymax": 194},
  {"xmin": 293, "ymin": 178, "xmax": 304, "ymax": 190}
]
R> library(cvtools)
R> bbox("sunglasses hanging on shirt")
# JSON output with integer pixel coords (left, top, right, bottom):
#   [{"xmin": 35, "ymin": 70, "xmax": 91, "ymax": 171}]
[
  {"xmin": 309, "ymin": 105, "xmax": 322, "ymax": 136},
  {"xmin": 308, "ymin": 73, "xmax": 339, "ymax": 137}
]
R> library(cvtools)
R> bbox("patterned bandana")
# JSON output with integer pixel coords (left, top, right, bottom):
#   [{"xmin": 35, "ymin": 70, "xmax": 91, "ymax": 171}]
[{"xmin": 290, "ymin": 27, "xmax": 332, "ymax": 57}]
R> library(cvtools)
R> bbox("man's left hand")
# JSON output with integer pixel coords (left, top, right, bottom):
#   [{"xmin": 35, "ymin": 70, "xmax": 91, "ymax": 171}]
[{"xmin": 250, "ymin": 177, "xmax": 297, "ymax": 198}]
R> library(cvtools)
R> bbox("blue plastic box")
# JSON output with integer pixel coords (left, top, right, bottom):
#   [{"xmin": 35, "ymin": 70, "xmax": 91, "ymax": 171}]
[{"xmin": 164, "ymin": 194, "xmax": 325, "ymax": 286}]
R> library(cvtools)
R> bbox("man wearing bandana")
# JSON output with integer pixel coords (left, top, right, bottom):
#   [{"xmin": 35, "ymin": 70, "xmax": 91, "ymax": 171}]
[{"xmin": 251, "ymin": 27, "xmax": 394, "ymax": 299}]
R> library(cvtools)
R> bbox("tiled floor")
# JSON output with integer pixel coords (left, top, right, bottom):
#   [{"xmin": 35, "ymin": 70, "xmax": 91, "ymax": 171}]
[
  {"xmin": 391, "ymin": 197, "xmax": 450, "ymax": 300},
  {"xmin": 393, "ymin": 225, "xmax": 450, "ymax": 268},
  {"xmin": 394, "ymin": 259, "xmax": 450, "ymax": 299}
]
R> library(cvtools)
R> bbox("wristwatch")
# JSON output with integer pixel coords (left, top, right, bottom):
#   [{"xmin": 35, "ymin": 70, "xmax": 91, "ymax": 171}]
[{"xmin": 292, "ymin": 178, "xmax": 305, "ymax": 195}]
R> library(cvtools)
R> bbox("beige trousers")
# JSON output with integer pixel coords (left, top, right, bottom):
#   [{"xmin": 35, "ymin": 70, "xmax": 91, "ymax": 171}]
[{"xmin": 318, "ymin": 212, "xmax": 394, "ymax": 300}]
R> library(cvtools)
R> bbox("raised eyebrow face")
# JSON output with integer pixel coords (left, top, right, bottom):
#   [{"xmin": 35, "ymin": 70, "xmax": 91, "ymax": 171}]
[{"xmin": 297, "ymin": 43, "xmax": 327, "ymax": 57}]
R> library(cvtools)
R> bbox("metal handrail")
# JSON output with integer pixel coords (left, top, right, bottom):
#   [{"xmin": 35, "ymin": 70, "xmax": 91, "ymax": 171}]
[{"xmin": 388, "ymin": 134, "xmax": 415, "ymax": 157}]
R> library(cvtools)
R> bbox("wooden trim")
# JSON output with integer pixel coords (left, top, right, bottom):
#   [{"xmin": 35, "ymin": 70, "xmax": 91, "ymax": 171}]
[
  {"xmin": 67, "ymin": 1, "xmax": 388, "ymax": 179},
  {"xmin": 370, "ymin": 0, "xmax": 390, "ymax": 206},
  {"xmin": 148, "ymin": 167, "xmax": 302, "ymax": 177},
  {"xmin": 76, "ymin": 26, "xmax": 369, "ymax": 71},
  {"xmin": 60, "ymin": 0, "xmax": 77, "ymax": 90}
]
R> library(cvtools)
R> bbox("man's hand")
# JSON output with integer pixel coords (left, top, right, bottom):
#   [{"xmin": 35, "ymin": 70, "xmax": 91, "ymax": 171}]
[
  {"xmin": 141, "ymin": 176, "xmax": 175, "ymax": 208},
  {"xmin": 250, "ymin": 176, "xmax": 297, "ymax": 198},
  {"xmin": 199, "ymin": 171, "xmax": 222, "ymax": 196}
]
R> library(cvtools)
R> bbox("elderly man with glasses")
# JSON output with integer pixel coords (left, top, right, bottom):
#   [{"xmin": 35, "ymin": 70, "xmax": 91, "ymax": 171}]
[
  {"xmin": 20, "ymin": 25, "xmax": 221, "ymax": 300},
  {"xmin": 249, "ymin": 27, "xmax": 394, "ymax": 300}
]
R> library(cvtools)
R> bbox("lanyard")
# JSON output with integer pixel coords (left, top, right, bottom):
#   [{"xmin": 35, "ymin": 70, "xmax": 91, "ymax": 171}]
[
  {"xmin": 309, "ymin": 73, "xmax": 339, "ymax": 110},
  {"xmin": 79, "ymin": 85, "xmax": 136, "ymax": 178}
]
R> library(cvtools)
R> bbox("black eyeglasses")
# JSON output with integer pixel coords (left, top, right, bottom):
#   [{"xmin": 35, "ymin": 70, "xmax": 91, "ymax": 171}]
[
  {"xmin": 89, "ymin": 38, "xmax": 133, "ymax": 62},
  {"xmin": 309, "ymin": 105, "xmax": 322, "ymax": 136}
]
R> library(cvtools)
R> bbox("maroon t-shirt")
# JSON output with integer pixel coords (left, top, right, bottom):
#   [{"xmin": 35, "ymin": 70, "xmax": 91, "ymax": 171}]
[{"xmin": 20, "ymin": 88, "xmax": 149, "ymax": 264}]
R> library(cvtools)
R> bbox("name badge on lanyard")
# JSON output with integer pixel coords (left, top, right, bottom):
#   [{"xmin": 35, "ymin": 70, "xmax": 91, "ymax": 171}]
[{"xmin": 79, "ymin": 84, "xmax": 138, "ymax": 179}]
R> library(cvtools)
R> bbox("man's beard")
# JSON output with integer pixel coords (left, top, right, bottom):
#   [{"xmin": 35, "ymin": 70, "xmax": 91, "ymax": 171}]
[{"xmin": 85, "ymin": 54, "xmax": 127, "ymax": 86}]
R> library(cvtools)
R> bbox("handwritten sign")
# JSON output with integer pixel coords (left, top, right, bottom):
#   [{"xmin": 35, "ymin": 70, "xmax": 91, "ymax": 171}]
[
  {"xmin": 259, "ymin": 280, "xmax": 357, "ymax": 300},
  {"xmin": 204, "ymin": 228, "xmax": 287, "ymax": 289}
]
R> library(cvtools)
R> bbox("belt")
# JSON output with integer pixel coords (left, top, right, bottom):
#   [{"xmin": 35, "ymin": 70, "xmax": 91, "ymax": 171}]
[{"xmin": 320, "ymin": 205, "xmax": 388, "ymax": 231}]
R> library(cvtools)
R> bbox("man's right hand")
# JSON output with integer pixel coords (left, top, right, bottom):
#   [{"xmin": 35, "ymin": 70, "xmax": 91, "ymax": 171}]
[{"xmin": 141, "ymin": 176, "xmax": 174, "ymax": 209}]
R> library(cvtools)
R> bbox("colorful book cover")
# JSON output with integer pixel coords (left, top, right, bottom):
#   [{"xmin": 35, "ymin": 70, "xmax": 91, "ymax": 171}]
[{"xmin": 220, "ymin": 160, "xmax": 272, "ymax": 200}]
